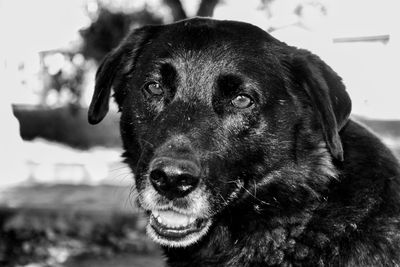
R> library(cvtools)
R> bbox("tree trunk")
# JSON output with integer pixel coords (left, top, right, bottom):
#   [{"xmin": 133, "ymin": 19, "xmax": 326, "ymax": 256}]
[
  {"xmin": 197, "ymin": 0, "xmax": 220, "ymax": 17},
  {"xmin": 163, "ymin": 0, "xmax": 187, "ymax": 21}
]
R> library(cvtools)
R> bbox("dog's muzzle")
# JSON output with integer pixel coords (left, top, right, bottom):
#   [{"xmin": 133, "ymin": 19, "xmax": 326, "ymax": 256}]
[{"xmin": 140, "ymin": 135, "xmax": 212, "ymax": 247}]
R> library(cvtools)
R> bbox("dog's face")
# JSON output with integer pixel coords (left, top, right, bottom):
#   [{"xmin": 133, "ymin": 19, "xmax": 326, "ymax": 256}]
[{"xmin": 88, "ymin": 18, "xmax": 351, "ymax": 247}]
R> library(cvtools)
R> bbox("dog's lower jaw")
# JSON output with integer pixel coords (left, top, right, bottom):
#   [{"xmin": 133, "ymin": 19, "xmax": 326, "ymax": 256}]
[{"xmin": 146, "ymin": 212, "xmax": 213, "ymax": 247}]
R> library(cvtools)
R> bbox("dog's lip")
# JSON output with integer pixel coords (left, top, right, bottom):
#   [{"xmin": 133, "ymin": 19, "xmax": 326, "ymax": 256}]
[{"xmin": 149, "ymin": 209, "xmax": 209, "ymax": 239}]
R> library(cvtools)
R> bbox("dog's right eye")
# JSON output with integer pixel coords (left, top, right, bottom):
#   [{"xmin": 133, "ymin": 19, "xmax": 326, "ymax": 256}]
[
  {"xmin": 231, "ymin": 94, "xmax": 254, "ymax": 109},
  {"xmin": 143, "ymin": 82, "xmax": 164, "ymax": 97}
]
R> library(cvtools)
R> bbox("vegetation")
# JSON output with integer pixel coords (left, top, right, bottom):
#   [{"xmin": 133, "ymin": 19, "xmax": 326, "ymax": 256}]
[{"xmin": 0, "ymin": 185, "xmax": 162, "ymax": 267}]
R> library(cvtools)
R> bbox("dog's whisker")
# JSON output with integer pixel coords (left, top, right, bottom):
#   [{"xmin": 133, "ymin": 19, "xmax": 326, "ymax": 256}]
[
  {"xmin": 110, "ymin": 171, "xmax": 133, "ymax": 179},
  {"xmin": 109, "ymin": 165, "xmax": 131, "ymax": 172},
  {"xmin": 222, "ymin": 179, "xmax": 242, "ymax": 184},
  {"xmin": 217, "ymin": 192, "xmax": 229, "ymax": 207},
  {"xmin": 253, "ymin": 180, "xmax": 257, "ymax": 198},
  {"xmin": 126, "ymin": 186, "xmax": 136, "ymax": 209},
  {"xmin": 139, "ymin": 138, "xmax": 155, "ymax": 148},
  {"xmin": 119, "ymin": 119, "xmax": 134, "ymax": 125},
  {"xmin": 127, "ymin": 184, "xmax": 146, "ymax": 210},
  {"xmin": 112, "ymin": 173, "xmax": 133, "ymax": 184},
  {"xmin": 237, "ymin": 182, "xmax": 272, "ymax": 206}
]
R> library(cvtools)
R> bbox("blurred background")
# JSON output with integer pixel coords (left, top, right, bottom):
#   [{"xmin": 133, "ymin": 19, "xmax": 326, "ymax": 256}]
[{"xmin": 0, "ymin": 0, "xmax": 399, "ymax": 266}]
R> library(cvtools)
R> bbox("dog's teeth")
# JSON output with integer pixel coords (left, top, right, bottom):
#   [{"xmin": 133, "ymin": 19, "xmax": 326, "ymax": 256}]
[{"xmin": 152, "ymin": 210, "xmax": 197, "ymax": 228}]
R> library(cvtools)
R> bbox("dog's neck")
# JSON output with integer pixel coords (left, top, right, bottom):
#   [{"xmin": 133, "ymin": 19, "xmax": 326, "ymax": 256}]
[{"xmin": 163, "ymin": 207, "xmax": 330, "ymax": 267}]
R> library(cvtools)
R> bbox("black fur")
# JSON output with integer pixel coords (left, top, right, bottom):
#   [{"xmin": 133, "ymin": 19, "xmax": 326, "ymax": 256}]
[{"xmin": 89, "ymin": 18, "xmax": 400, "ymax": 266}]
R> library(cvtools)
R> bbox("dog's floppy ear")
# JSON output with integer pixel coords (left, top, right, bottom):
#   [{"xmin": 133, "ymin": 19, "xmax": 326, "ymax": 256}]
[
  {"xmin": 290, "ymin": 50, "xmax": 352, "ymax": 161},
  {"xmin": 88, "ymin": 26, "xmax": 155, "ymax": 124}
]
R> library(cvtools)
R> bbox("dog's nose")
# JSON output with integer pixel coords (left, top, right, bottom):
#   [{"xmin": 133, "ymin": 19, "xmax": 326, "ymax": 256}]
[{"xmin": 149, "ymin": 157, "xmax": 200, "ymax": 199}]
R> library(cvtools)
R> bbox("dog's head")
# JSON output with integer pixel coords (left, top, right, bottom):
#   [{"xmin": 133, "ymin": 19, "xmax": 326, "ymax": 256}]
[{"xmin": 88, "ymin": 18, "xmax": 351, "ymax": 247}]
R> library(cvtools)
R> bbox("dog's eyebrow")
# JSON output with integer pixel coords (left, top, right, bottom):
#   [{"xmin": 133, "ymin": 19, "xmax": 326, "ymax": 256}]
[
  {"xmin": 216, "ymin": 74, "xmax": 244, "ymax": 98},
  {"xmin": 160, "ymin": 63, "xmax": 177, "ymax": 94}
]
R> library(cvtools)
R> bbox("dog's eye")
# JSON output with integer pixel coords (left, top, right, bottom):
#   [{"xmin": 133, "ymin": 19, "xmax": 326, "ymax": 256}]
[
  {"xmin": 144, "ymin": 82, "xmax": 164, "ymax": 97},
  {"xmin": 231, "ymin": 94, "xmax": 254, "ymax": 109}
]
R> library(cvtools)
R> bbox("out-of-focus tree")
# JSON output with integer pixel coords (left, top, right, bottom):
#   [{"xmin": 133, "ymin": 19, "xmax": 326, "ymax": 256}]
[
  {"xmin": 80, "ymin": 6, "xmax": 163, "ymax": 63},
  {"xmin": 81, "ymin": 0, "xmax": 222, "ymax": 63},
  {"xmin": 37, "ymin": 3, "xmax": 163, "ymax": 108},
  {"xmin": 163, "ymin": 0, "xmax": 187, "ymax": 21},
  {"xmin": 40, "ymin": 51, "xmax": 87, "ymax": 106},
  {"xmin": 196, "ymin": 0, "xmax": 220, "ymax": 17},
  {"xmin": 163, "ymin": 0, "xmax": 220, "ymax": 21}
]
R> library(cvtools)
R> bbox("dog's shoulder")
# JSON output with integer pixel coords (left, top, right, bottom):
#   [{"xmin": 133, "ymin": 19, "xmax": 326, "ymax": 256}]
[
  {"xmin": 319, "ymin": 119, "xmax": 400, "ymax": 265},
  {"xmin": 340, "ymin": 119, "xmax": 400, "ymax": 183}
]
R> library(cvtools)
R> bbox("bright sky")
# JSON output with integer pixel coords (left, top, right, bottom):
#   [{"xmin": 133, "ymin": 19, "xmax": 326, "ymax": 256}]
[{"xmin": 0, "ymin": 0, "xmax": 89, "ymax": 54}]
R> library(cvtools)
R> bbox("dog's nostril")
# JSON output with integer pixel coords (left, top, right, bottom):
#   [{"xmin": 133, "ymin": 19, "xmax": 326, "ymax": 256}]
[
  {"xmin": 149, "ymin": 169, "xmax": 167, "ymax": 182},
  {"xmin": 175, "ymin": 174, "xmax": 199, "ymax": 190},
  {"xmin": 149, "ymin": 166, "xmax": 200, "ymax": 199}
]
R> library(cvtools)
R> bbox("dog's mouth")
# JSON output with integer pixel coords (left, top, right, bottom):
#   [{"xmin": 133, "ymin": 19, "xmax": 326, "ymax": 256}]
[{"xmin": 147, "ymin": 209, "xmax": 212, "ymax": 247}]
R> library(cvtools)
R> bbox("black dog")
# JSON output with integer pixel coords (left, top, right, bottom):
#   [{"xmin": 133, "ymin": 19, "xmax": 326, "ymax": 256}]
[{"xmin": 88, "ymin": 18, "xmax": 400, "ymax": 266}]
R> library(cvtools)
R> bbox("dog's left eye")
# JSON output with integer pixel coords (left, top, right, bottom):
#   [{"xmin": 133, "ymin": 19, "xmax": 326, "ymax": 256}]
[
  {"xmin": 231, "ymin": 94, "xmax": 254, "ymax": 109},
  {"xmin": 144, "ymin": 82, "xmax": 164, "ymax": 97}
]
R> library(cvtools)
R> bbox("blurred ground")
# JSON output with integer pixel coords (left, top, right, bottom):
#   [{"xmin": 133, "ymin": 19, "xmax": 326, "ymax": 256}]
[
  {"xmin": 0, "ymin": 185, "xmax": 164, "ymax": 267},
  {"xmin": 65, "ymin": 253, "xmax": 164, "ymax": 267}
]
